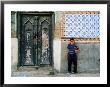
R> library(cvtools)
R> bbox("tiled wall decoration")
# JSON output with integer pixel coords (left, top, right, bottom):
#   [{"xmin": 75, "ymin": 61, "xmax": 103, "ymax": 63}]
[
  {"xmin": 61, "ymin": 11, "xmax": 100, "ymax": 38},
  {"xmin": 61, "ymin": 38, "xmax": 100, "ymax": 43}
]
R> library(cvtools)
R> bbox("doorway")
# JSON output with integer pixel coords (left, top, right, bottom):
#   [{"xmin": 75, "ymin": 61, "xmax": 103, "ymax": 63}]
[{"xmin": 17, "ymin": 12, "xmax": 54, "ymax": 67}]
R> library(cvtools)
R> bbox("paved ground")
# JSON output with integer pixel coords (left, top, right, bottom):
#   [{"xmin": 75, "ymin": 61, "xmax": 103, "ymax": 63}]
[{"xmin": 11, "ymin": 66, "xmax": 100, "ymax": 77}]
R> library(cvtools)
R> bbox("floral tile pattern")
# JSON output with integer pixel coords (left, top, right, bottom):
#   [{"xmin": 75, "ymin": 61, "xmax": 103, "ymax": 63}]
[{"xmin": 64, "ymin": 14, "xmax": 100, "ymax": 38}]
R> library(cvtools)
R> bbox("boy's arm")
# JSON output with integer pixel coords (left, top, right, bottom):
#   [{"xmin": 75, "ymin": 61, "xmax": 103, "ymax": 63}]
[{"xmin": 75, "ymin": 47, "xmax": 80, "ymax": 53}]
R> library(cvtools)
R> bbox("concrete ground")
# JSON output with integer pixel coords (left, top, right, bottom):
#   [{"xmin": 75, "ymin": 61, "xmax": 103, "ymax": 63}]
[{"xmin": 11, "ymin": 66, "xmax": 100, "ymax": 77}]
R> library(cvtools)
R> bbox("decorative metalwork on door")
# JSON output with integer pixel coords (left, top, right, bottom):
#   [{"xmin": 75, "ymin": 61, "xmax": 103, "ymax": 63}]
[
  {"xmin": 39, "ymin": 17, "xmax": 50, "ymax": 64},
  {"xmin": 18, "ymin": 12, "xmax": 53, "ymax": 66}
]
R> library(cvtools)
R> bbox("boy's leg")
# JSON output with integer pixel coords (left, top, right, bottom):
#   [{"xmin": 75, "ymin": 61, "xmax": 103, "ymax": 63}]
[
  {"xmin": 68, "ymin": 54, "xmax": 72, "ymax": 73},
  {"xmin": 73, "ymin": 59, "xmax": 77, "ymax": 73},
  {"xmin": 73, "ymin": 54, "xmax": 77, "ymax": 73}
]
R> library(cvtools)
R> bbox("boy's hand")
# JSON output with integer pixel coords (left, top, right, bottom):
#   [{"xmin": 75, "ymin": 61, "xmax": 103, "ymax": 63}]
[
  {"xmin": 75, "ymin": 50, "xmax": 78, "ymax": 53},
  {"xmin": 75, "ymin": 49, "xmax": 80, "ymax": 53}
]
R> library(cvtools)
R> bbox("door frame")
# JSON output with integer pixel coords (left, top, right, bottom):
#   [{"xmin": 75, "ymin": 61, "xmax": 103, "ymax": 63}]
[{"xmin": 17, "ymin": 11, "xmax": 55, "ymax": 67}]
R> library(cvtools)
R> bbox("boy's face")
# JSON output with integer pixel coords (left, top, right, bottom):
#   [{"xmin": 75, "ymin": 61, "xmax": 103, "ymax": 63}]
[{"xmin": 70, "ymin": 40, "xmax": 75, "ymax": 44}]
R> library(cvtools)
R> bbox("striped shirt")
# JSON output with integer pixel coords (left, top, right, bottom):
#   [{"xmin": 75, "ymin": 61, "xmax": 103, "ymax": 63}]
[{"xmin": 67, "ymin": 44, "xmax": 79, "ymax": 54}]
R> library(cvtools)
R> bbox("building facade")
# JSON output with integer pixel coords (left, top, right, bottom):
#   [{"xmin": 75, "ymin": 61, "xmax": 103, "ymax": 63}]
[{"xmin": 11, "ymin": 11, "xmax": 100, "ymax": 74}]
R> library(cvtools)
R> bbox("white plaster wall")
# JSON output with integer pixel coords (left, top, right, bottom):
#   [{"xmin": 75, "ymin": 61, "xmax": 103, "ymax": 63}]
[
  {"xmin": 11, "ymin": 38, "xmax": 18, "ymax": 72},
  {"xmin": 53, "ymin": 39, "xmax": 61, "ymax": 72}
]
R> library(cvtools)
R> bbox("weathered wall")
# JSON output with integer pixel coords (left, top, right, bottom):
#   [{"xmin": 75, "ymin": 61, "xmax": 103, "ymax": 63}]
[
  {"xmin": 53, "ymin": 39, "xmax": 61, "ymax": 72},
  {"xmin": 11, "ymin": 12, "xmax": 18, "ymax": 72},
  {"xmin": 11, "ymin": 11, "xmax": 100, "ymax": 73},
  {"xmin": 60, "ymin": 40, "xmax": 100, "ymax": 73},
  {"xmin": 11, "ymin": 11, "xmax": 17, "ymax": 38},
  {"xmin": 11, "ymin": 38, "xmax": 18, "ymax": 72},
  {"xmin": 53, "ymin": 11, "xmax": 62, "ymax": 71}
]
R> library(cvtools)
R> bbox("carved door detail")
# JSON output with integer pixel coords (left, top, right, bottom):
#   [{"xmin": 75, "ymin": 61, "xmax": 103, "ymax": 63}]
[{"xmin": 18, "ymin": 12, "xmax": 53, "ymax": 66}]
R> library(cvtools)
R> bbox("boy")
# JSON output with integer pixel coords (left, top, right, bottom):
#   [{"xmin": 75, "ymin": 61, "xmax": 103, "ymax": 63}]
[{"xmin": 67, "ymin": 38, "xmax": 80, "ymax": 74}]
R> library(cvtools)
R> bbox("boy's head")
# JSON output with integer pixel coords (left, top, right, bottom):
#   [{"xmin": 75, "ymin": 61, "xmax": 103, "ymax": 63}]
[{"xmin": 70, "ymin": 38, "xmax": 75, "ymax": 44}]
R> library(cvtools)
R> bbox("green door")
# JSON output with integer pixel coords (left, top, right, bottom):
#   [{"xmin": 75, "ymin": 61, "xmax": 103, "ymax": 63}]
[{"xmin": 18, "ymin": 12, "xmax": 54, "ymax": 66}]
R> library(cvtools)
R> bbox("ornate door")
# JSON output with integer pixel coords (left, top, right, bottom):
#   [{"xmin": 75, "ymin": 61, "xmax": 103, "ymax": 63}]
[{"xmin": 18, "ymin": 12, "xmax": 54, "ymax": 66}]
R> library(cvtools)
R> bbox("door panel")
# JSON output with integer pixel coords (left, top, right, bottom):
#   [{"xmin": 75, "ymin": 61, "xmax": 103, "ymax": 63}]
[
  {"xmin": 38, "ymin": 17, "xmax": 50, "ymax": 65},
  {"xmin": 19, "ymin": 12, "xmax": 53, "ymax": 66},
  {"xmin": 20, "ymin": 15, "xmax": 35, "ymax": 66}
]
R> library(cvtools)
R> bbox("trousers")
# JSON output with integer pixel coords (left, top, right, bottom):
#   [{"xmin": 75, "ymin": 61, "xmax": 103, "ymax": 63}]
[{"xmin": 68, "ymin": 53, "xmax": 77, "ymax": 73}]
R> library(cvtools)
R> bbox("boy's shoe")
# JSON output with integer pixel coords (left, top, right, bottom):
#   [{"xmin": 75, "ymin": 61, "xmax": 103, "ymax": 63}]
[
  {"xmin": 67, "ymin": 72, "xmax": 71, "ymax": 75},
  {"xmin": 71, "ymin": 71, "xmax": 78, "ymax": 74},
  {"xmin": 67, "ymin": 71, "xmax": 71, "ymax": 74},
  {"xmin": 74, "ymin": 71, "xmax": 78, "ymax": 74},
  {"xmin": 71, "ymin": 72, "xmax": 74, "ymax": 74}
]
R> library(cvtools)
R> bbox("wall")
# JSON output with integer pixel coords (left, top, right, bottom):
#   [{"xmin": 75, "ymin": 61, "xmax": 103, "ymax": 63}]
[
  {"xmin": 53, "ymin": 11, "xmax": 62, "ymax": 72},
  {"xmin": 11, "ymin": 11, "xmax": 100, "ymax": 73},
  {"xmin": 11, "ymin": 38, "xmax": 18, "ymax": 72},
  {"xmin": 53, "ymin": 39, "xmax": 61, "ymax": 72},
  {"xmin": 60, "ymin": 40, "xmax": 100, "ymax": 73},
  {"xmin": 59, "ymin": 11, "xmax": 100, "ymax": 73},
  {"xmin": 11, "ymin": 12, "xmax": 18, "ymax": 72}
]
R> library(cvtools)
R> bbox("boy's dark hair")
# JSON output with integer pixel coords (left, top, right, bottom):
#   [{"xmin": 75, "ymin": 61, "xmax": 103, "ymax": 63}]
[{"xmin": 70, "ymin": 38, "xmax": 74, "ymax": 41}]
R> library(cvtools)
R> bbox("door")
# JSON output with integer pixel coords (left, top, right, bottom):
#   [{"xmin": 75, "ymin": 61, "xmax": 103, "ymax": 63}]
[{"xmin": 18, "ymin": 12, "xmax": 54, "ymax": 66}]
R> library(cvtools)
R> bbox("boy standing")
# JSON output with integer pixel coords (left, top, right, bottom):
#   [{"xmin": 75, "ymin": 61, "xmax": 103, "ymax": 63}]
[{"xmin": 67, "ymin": 38, "xmax": 80, "ymax": 74}]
